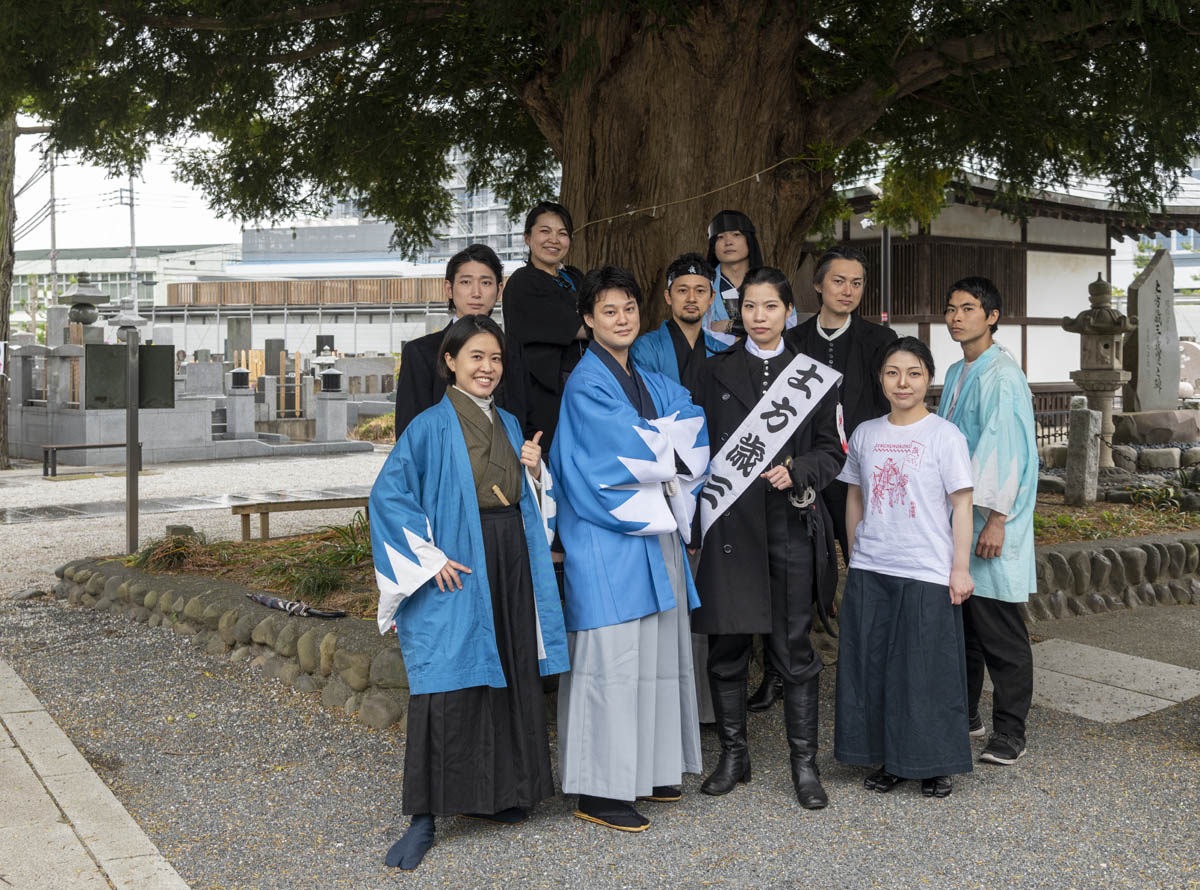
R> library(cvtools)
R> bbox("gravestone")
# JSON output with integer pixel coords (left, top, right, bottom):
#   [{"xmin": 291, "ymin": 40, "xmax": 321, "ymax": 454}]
[
  {"xmin": 183, "ymin": 361, "xmax": 225, "ymax": 397},
  {"xmin": 264, "ymin": 338, "xmax": 286, "ymax": 376},
  {"xmin": 1123, "ymin": 250, "xmax": 1180, "ymax": 411},
  {"xmin": 316, "ymin": 334, "xmax": 335, "ymax": 354},
  {"xmin": 1065, "ymin": 396, "xmax": 1100, "ymax": 506},
  {"xmin": 227, "ymin": 317, "xmax": 251, "ymax": 358},
  {"xmin": 11, "ymin": 332, "xmax": 35, "ymax": 347},
  {"xmin": 45, "ymin": 306, "xmax": 69, "ymax": 348}
]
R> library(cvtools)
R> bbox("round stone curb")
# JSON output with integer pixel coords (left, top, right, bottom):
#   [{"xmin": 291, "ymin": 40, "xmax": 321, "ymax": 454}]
[
  {"xmin": 57, "ymin": 559, "xmax": 410, "ymax": 731},
  {"xmin": 1029, "ymin": 532, "xmax": 1200, "ymax": 623}
]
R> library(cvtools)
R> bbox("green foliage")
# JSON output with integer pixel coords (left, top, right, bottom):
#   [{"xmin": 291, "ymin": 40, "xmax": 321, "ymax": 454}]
[
  {"xmin": 127, "ymin": 533, "xmax": 208, "ymax": 571},
  {"xmin": 351, "ymin": 412, "xmax": 394, "ymax": 442},
  {"xmin": 4, "ymin": 2, "xmax": 1200, "ymax": 246},
  {"xmin": 320, "ymin": 511, "xmax": 372, "ymax": 566},
  {"xmin": 1130, "ymin": 484, "xmax": 1183, "ymax": 512}
]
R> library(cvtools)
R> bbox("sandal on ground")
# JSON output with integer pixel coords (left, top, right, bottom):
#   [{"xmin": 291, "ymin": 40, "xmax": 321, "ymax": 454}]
[
  {"xmin": 574, "ymin": 795, "xmax": 650, "ymax": 832},
  {"xmin": 921, "ymin": 776, "xmax": 952, "ymax": 798},
  {"xmin": 864, "ymin": 769, "xmax": 906, "ymax": 793},
  {"xmin": 636, "ymin": 786, "xmax": 682, "ymax": 802}
]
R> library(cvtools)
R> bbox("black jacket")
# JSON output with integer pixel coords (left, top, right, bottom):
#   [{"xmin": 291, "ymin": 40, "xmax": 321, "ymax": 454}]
[
  {"xmin": 785, "ymin": 313, "xmax": 897, "ymax": 439},
  {"xmin": 690, "ymin": 341, "xmax": 845, "ymax": 636},
  {"xmin": 394, "ymin": 325, "xmax": 532, "ymax": 439}
]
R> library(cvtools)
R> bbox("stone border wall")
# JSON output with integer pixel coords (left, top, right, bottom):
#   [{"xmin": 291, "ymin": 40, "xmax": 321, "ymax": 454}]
[
  {"xmin": 49, "ymin": 533, "xmax": 1200, "ymax": 731},
  {"xmin": 1025, "ymin": 532, "xmax": 1200, "ymax": 622},
  {"xmin": 52, "ymin": 560, "xmax": 410, "ymax": 732}
]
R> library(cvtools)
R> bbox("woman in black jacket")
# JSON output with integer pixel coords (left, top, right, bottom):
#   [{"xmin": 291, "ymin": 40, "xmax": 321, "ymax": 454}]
[
  {"xmin": 500, "ymin": 201, "xmax": 587, "ymax": 451},
  {"xmin": 691, "ymin": 267, "xmax": 844, "ymax": 811}
]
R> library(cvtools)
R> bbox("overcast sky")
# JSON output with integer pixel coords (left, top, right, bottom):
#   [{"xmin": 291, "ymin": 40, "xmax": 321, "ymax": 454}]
[{"xmin": 13, "ymin": 120, "xmax": 246, "ymax": 254}]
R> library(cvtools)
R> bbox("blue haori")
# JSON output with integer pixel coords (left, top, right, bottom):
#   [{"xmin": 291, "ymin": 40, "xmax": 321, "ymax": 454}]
[
  {"xmin": 938, "ymin": 344, "xmax": 1038, "ymax": 603},
  {"xmin": 549, "ymin": 348, "xmax": 710, "ymax": 633},
  {"xmin": 368, "ymin": 395, "xmax": 569, "ymax": 695},
  {"xmin": 557, "ymin": 534, "xmax": 703, "ymax": 801},
  {"xmin": 834, "ymin": 568, "xmax": 973, "ymax": 780}
]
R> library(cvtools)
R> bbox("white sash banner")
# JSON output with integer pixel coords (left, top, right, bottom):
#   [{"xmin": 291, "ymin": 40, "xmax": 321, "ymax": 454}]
[{"xmin": 699, "ymin": 353, "xmax": 841, "ymax": 541}]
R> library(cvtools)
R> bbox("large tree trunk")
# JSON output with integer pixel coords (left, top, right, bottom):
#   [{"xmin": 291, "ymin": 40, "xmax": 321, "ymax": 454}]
[
  {"xmin": 0, "ymin": 113, "xmax": 15, "ymax": 470},
  {"xmin": 543, "ymin": 8, "xmax": 844, "ymax": 330}
]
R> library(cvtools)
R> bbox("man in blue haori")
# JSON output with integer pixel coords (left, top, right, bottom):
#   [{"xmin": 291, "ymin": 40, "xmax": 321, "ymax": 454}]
[
  {"xmin": 938, "ymin": 276, "xmax": 1038, "ymax": 767},
  {"xmin": 551, "ymin": 265, "xmax": 710, "ymax": 833}
]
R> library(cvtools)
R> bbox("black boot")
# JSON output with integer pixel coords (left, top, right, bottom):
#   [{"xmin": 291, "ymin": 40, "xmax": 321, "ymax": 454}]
[
  {"xmin": 701, "ymin": 678, "xmax": 752, "ymax": 795},
  {"xmin": 783, "ymin": 676, "xmax": 828, "ymax": 810},
  {"xmin": 748, "ymin": 658, "xmax": 783, "ymax": 711}
]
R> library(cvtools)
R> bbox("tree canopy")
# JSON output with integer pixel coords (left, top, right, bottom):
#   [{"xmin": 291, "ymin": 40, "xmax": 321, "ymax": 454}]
[{"xmin": 3, "ymin": 1, "xmax": 1200, "ymax": 285}]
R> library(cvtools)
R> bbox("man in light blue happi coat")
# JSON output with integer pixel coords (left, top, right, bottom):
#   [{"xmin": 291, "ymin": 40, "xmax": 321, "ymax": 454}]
[{"xmin": 939, "ymin": 276, "xmax": 1038, "ymax": 768}]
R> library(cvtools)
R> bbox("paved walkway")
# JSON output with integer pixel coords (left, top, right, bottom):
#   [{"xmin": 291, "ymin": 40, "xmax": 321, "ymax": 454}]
[{"xmin": 0, "ymin": 658, "xmax": 189, "ymax": 890}]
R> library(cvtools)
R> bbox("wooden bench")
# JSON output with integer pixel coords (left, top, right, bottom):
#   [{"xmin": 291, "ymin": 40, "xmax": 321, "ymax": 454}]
[
  {"xmin": 42, "ymin": 442, "xmax": 142, "ymax": 478},
  {"xmin": 232, "ymin": 496, "xmax": 370, "ymax": 541}
]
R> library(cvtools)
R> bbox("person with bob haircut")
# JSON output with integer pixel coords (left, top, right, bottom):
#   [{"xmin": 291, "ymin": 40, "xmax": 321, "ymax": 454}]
[
  {"xmin": 369, "ymin": 314, "xmax": 569, "ymax": 870},
  {"xmin": 834, "ymin": 336, "xmax": 976, "ymax": 799},
  {"xmin": 394, "ymin": 243, "xmax": 531, "ymax": 438},
  {"xmin": 502, "ymin": 200, "xmax": 588, "ymax": 451},
  {"xmin": 692, "ymin": 266, "xmax": 844, "ymax": 810},
  {"xmin": 939, "ymin": 276, "xmax": 1038, "ymax": 768},
  {"xmin": 551, "ymin": 264, "xmax": 710, "ymax": 833}
]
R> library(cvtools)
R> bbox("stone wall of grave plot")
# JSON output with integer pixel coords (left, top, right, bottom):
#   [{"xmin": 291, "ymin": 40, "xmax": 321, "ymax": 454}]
[
  {"xmin": 1025, "ymin": 532, "xmax": 1200, "ymax": 622},
  {"xmin": 51, "ymin": 559, "xmax": 411, "ymax": 732}
]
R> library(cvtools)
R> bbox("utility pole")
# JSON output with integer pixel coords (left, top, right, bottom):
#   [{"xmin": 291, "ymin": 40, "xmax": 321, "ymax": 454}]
[
  {"xmin": 118, "ymin": 176, "xmax": 139, "ymax": 318},
  {"xmin": 48, "ymin": 151, "xmax": 57, "ymax": 304}
]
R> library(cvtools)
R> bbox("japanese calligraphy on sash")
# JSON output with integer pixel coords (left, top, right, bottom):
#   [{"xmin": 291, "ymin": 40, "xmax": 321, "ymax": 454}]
[{"xmin": 699, "ymin": 353, "xmax": 841, "ymax": 541}]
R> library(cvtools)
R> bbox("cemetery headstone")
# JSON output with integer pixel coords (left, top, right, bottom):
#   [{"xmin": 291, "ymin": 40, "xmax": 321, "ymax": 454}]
[{"xmin": 1065, "ymin": 396, "xmax": 1100, "ymax": 506}]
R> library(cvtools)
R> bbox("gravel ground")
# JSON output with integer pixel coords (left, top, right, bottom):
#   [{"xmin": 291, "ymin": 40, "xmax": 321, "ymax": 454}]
[
  {"xmin": 2, "ymin": 452, "xmax": 1199, "ymax": 888},
  {"xmin": 1, "ymin": 591, "xmax": 1198, "ymax": 890},
  {"xmin": 0, "ymin": 451, "xmax": 388, "ymax": 591}
]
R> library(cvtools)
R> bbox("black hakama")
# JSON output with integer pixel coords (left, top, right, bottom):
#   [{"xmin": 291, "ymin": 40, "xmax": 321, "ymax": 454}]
[
  {"xmin": 834, "ymin": 568, "xmax": 973, "ymax": 780},
  {"xmin": 402, "ymin": 505, "xmax": 554, "ymax": 815}
]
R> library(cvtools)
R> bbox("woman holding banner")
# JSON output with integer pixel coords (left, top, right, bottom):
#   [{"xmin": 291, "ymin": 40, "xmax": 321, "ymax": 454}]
[{"xmin": 691, "ymin": 266, "xmax": 844, "ymax": 810}]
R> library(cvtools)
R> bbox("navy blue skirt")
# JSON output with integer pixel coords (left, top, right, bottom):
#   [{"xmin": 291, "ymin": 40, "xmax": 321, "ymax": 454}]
[{"xmin": 834, "ymin": 568, "xmax": 973, "ymax": 779}]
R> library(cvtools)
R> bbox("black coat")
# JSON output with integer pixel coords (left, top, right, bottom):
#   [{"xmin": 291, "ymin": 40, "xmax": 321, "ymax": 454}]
[
  {"xmin": 500, "ymin": 264, "xmax": 587, "ymax": 450},
  {"xmin": 394, "ymin": 324, "xmax": 532, "ymax": 439},
  {"xmin": 691, "ymin": 342, "xmax": 845, "ymax": 636},
  {"xmin": 784, "ymin": 313, "xmax": 897, "ymax": 438}
]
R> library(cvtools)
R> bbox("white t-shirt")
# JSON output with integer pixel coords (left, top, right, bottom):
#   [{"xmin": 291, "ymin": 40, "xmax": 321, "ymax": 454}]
[{"xmin": 837, "ymin": 413, "xmax": 974, "ymax": 585}]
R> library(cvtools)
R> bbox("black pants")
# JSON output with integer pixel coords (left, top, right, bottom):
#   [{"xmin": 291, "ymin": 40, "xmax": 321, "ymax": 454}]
[{"xmin": 963, "ymin": 595, "xmax": 1033, "ymax": 742}]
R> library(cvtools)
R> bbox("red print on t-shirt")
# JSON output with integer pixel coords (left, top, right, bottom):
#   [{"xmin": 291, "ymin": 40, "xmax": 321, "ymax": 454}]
[{"xmin": 870, "ymin": 458, "xmax": 909, "ymax": 515}]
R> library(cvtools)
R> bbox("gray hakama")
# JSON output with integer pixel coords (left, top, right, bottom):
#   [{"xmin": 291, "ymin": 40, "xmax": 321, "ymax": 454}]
[
  {"xmin": 834, "ymin": 567, "xmax": 973, "ymax": 779},
  {"xmin": 686, "ymin": 549, "xmax": 715, "ymax": 724},
  {"xmin": 558, "ymin": 534, "xmax": 703, "ymax": 801}
]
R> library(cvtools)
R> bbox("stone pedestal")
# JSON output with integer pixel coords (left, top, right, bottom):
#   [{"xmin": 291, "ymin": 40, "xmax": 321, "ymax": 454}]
[
  {"xmin": 225, "ymin": 389, "xmax": 257, "ymax": 439},
  {"xmin": 1065, "ymin": 396, "xmax": 1100, "ymax": 506},
  {"xmin": 1070, "ymin": 368, "xmax": 1129, "ymax": 468},
  {"xmin": 315, "ymin": 391, "xmax": 348, "ymax": 442}
]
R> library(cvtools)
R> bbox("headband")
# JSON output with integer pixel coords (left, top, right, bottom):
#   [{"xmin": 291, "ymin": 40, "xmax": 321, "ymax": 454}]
[{"xmin": 666, "ymin": 262, "xmax": 707, "ymax": 290}]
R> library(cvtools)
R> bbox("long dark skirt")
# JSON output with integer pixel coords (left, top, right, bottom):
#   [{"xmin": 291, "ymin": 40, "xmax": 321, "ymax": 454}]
[
  {"xmin": 402, "ymin": 506, "xmax": 554, "ymax": 815},
  {"xmin": 834, "ymin": 568, "xmax": 973, "ymax": 780}
]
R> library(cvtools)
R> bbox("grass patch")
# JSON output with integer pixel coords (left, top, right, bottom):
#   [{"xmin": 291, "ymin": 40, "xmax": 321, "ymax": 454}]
[
  {"xmin": 351, "ymin": 412, "xmax": 394, "ymax": 442},
  {"xmin": 123, "ymin": 511, "xmax": 377, "ymax": 617},
  {"xmin": 1033, "ymin": 493, "xmax": 1196, "ymax": 545}
]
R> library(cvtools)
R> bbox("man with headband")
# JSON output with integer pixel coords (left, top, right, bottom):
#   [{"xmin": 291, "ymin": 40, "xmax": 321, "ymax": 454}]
[{"xmin": 632, "ymin": 252, "xmax": 732, "ymax": 724}]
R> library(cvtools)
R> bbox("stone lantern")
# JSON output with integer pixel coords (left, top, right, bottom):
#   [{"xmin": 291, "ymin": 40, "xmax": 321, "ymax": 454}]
[
  {"xmin": 61, "ymin": 271, "xmax": 109, "ymax": 326},
  {"xmin": 1061, "ymin": 275, "xmax": 1135, "ymax": 468}
]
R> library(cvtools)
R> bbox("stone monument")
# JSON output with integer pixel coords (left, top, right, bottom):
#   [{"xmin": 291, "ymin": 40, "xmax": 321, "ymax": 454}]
[
  {"xmin": 1064, "ymin": 396, "xmax": 1100, "ymax": 505},
  {"xmin": 1123, "ymin": 249, "xmax": 1179, "ymax": 412},
  {"xmin": 1061, "ymin": 275, "xmax": 1134, "ymax": 468}
]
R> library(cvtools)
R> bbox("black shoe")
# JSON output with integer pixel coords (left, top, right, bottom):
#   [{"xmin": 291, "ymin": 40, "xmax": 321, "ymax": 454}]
[
  {"xmin": 921, "ymin": 776, "xmax": 953, "ymax": 798},
  {"xmin": 462, "ymin": 807, "xmax": 527, "ymax": 824},
  {"xmin": 384, "ymin": 814, "xmax": 435, "ymax": 870},
  {"xmin": 748, "ymin": 665, "xmax": 783, "ymax": 711},
  {"xmin": 782, "ymin": 677, "xmax": 828, "ymax": 810},
  {"xmin": 968, "ymin": 712, "xmax": 986, "ymax": 738},
  {"xmin": 865, "ymin": 770, "xmax": 906, "ymax": 793},
  {"xmin": 980, "ymin": 732, "xmax": 1026, "ymax": 765},
  {"xmin": 636, "ymin": 786, "xmax": 681, "ymax": 802},
  {"xmin": 701, "ymin": 677, "xmax": 752, "ymax": 795},
  {"xmin": 574, "ymin": 796, "xmax": 650, "ymax": 832}
]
